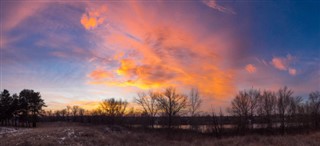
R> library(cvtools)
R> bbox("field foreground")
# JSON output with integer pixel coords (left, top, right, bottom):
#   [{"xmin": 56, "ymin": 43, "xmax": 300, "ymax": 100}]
[{"xmin": 1, "ymin": 122, "xmax": 320, "ymax": 146}]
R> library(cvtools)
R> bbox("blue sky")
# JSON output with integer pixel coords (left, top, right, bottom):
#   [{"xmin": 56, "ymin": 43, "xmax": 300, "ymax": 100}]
[{"xmin": 1, "ymin": 0, "xmax": 319, "ymax": 111}]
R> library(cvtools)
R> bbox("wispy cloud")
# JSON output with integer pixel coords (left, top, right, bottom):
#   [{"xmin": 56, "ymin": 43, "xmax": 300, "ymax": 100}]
[
  {"xmin": 202, "ymin": 0, "xmax": 236, "ymax": 14},
  {"xmin": 1, "ymin": 1, "xmax": 47, "ymax": 31},
  {"xmin": 3, "ymin": 1, "xmax": 317, "ymax": 112},
  {"xmin": 89, "ymin": 68, "xmax": 114, "ymax": 80},
  {"xmin": 84, "ymin": 1, "xmax": 239, "ymax": 99}
]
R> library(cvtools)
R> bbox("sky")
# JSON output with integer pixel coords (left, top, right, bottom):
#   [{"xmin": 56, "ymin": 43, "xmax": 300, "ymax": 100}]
[{"xmin": 1, "ymin": 0, "xmax": 319, "ymax": 112}]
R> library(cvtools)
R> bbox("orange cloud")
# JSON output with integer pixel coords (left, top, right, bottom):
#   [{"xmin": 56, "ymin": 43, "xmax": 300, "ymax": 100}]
[
  {"xmin": 245, "ymin": 64, "xmax": 256, "ymax": 73},
  {"xmin": 71, "ymin": 101, "xmax": 101, "ymax": 110},
  {"xmin": 80, "ymin": 5, "xmax": 107, "ymax": 30},
  {"xmin": 84, "ymin": 1, "xmax": 240, "ymax": 104},
  {"xmin": 89, "ymin": 69, "xmax": 113, "ymax": 80},
  {"xmin": 116, "ymin": 59, "xmax": 137, "ymax": 77}
]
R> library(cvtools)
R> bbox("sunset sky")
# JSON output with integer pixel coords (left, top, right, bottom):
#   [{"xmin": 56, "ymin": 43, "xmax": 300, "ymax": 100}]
[{"xmin": 1, "ymin": 0, "xmax": 319, "ymax": 111}]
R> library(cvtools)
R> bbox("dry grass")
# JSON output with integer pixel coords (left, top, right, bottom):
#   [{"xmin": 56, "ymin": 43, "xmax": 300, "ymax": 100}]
[{"xmin": 1, "ymin": 122, "xmax": 320, "ymax": 146}]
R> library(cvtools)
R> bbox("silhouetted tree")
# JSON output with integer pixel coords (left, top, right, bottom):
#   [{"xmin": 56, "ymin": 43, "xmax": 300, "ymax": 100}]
[
  {"xmin": 91, "ymin": 107, "xmax": 104, "ymax": 116},
  {"xmin": 72, "ymin": 105, "xmax": 79, "ymax": 121},
  {"xmin": 61, "ymin": 109, "xmax": 67, "ymax": 120},
  {"xmin": 210, "ymin": 107, "xmax": 224, "ymax": 137},
  {"xmin": 0, "ymin": 89, "xmax": 13, "ymax": 125},
  {"xmin": 46, "ymin": 110, "xmax": 53, "ymax": 116},
  {"xmin": 287, "ymin": 96, "xmax": 303, "ymax": 127},
  {"xmin": 257, "ymin": 90, "xmax": 277, "ymax": 129},
  {"xmin": 156, "ymin": 87, "xmax": 187, "ymax": 129},
  {"xmin": 10, "ymin": 94, "xmax": 19, "ymax": 126},
  {"xmin": 66, "ymin": 105, "xmax": 72, "ymax": 121},
  {"xmin": 17, "ymin": 93, "xmax": 29, "ymax": 126},
  {"xmin": 230, "ymin": 90, "xmax": 251, "ymax": 133},
  {"xmin": 100, "ymin": 98, "xmax": 128, "ymax": 125},
  {"xmin": 277, "ymin": 86, "xmax": 293, "ymax": 134},
  {"xmin": 100, "ymin": 98, "xmax": 128, "ymax": 117},
  {"xmin": 19, "ymin": 89, "xmax": 46, "ymax": 127},
  {"xmin": 308, "ymin": 91, "xmax": 320, "ymax": 129},
  {"xmin": 188, "ymin": 88, "xmax": 202, "ymax": 117},
  {"xmin": 78, "ymin": 108, "xmax": 85, "ymax": 122},
  {"xmin": 135, "ymin": 90, "xmax": 159, "ymax": 127},
  {"xmin": 247, "ymin": 89, "xmax": 260, "ymax": 130}
]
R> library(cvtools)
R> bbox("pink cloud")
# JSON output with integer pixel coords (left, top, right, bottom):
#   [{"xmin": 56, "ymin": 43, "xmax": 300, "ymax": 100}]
[
  {"xmin": 271, "ymin": 57, "xmax": 287, "ymax": 70},
  {"xmin": 202, "ymin": 0, "xmax": 235, "ymax": 14},
  {"xmin": 245, "ymin": 64, "xmax": 256, "ymax": 73},
  {"xmin": 288, "ymin": 68, "xmax": 297, "ymax": 76},
  {"xmin": 270, "ymin": 54, "xmax": 297, "ymax": 76},
  {"xmin": 83, "ymin": 1, "xmax": 240, "ymax": 100},
  {"xmin": 2, "ymin": 1, "xmax": 47, "ymax": 31}
]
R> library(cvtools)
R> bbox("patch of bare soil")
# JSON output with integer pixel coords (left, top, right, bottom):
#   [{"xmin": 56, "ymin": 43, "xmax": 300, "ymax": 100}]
[{"xmin": 1, "ymin": 122, "xmax": 320, "ymax": 146}]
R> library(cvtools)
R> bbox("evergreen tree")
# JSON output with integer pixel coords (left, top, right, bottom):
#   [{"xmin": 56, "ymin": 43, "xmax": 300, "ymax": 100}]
[{"xmin": 19, "ymin": 89, "xmax": 46, "ymax": 127}]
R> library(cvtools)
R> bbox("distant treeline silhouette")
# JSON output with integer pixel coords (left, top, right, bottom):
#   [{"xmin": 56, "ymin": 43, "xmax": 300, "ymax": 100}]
[
  {"xmin": 0, "ymin": 89, "xmax": 46, "ymax": 127},
  {"xmin": 38, "ymin": 87, "xmax": 320, "ymax": 136},
  {"xmin": 2, "ymin": 87, "xmax": 319, "ymax": 136}
]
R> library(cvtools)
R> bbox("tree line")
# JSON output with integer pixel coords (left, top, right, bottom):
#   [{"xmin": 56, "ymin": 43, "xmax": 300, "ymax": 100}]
[
  {"xmin": 3, "ymin": 86, "xmax": 319, "ymax": 136},
  {"xmin": 40, "ymin": 86, "xmax": 320, "ymax": 136},
  {"xmin": 42, "ymin": 87, "xmax": 200, "ymax": 128},
  {"xmin": 0, "ymin": 89, "xmax": 46, "ymax": 127},
  {"xmin": 228, "ymin": 87, "xmax": 320, "ymax": 135}
]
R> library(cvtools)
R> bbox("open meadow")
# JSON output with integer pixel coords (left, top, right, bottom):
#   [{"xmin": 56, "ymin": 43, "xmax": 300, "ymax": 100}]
[{"xmin": 1, "ymin": 122, "xmax": 320, "ymax": 146}]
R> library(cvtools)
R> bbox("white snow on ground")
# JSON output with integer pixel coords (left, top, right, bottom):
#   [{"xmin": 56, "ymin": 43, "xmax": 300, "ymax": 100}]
[
  {"xmin": 0, "ymin": 127, "xmax": 28, "ymax": 138},
  {"xmin": 64, "ymin": 128, "xmax": 76, "ymax": 138},
  {"xmin": 0, "ymin": 127, "xmax": 18, "ymax": 134}
]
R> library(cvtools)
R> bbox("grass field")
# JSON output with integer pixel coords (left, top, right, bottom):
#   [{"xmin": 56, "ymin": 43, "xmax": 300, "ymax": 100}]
[{"xmin": 1, "ymin": 122, "xmax": 320, "ymax": 146}]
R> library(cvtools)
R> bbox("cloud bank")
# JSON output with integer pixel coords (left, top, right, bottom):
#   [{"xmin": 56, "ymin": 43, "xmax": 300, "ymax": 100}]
[{"xmin": 82, "ymin": 2, "xmax": 239, "ymax": 101}]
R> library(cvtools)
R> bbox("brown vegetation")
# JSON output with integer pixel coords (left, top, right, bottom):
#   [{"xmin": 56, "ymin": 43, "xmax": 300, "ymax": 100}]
[{"xmin": 1, "ymin": 122, "xmax": 320, "ymax": 146}]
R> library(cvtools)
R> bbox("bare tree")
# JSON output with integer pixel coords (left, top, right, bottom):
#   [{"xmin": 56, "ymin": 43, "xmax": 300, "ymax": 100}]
[
  {"xmin": 277, "ymin": 86, "xmax": 293, "ymax": 134},
  {"xmin": 188, "ymin": 88, "xmax": 202, "ymax": 117},
  {"xmin": 72, "ymin": 105, "xmax": 80, "ymax": 121},
  {"xmin": 66, "ymin": 105, "xmax": 72, "ymax": 121},
  {"xmin": 247, "ymin": 89, "xmax": 261, "ymax": 129},
  {"xmin": 61, "ymin": 109, "xmax": 67, "ymax": 120},
  {"xmin": 79, "ymin": 108, "xmax": 85, "ymax": 116},
  {"xmin": 257, "ymin": 90, "xmax": 277, "ymax": 129},
  {"xmin": 210, "ymin": 107, "xmax": 224, "ymax": 137},
  {"xmin": 308, "ymin": 91, "xmax": 320, "ymax": 129},
  {"xmin": 247, "ymin": 89, "xmax": 260, "ymax": 117},
  {"xmin": 126, "ymin": 107, "xmax": 138, "ymax": 117},
  {"xmin": 230, "ymin": 90, "xmax": 251, "ymax": 132},
  {"xmin": 100, "ymin": 98, "xmax": 128, "ymax": 117},
  {"xmin": 78, "ymin": 107, "xmax": 85, "ymax": 122},
  {"xmin": 156, "ymin": 87, "xmax": 187, "ymax": 129},
  {"xmin": 91, "ymin": 108, "xmax": 104, "ymax": 116},
  {"xmin": 135, "ymin": 90, "xmax": 159, "ymax": 117},
  {"xmin": 135, "ymin": 90, "xmax": 159, "ymax": 128},
  {"xmin": 72, "ymin": 106, "xmax": 79, "ymax": 117},
  {"xmin": 230, "ymin": 88, "xmax": 260, "ymax": 133}
]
